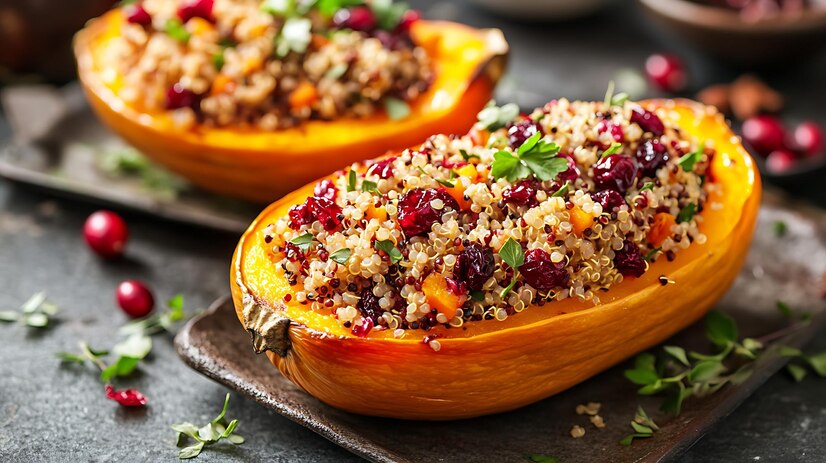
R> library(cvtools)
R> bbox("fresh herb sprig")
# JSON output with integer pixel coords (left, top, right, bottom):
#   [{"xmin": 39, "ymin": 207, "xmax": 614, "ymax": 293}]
[
  {"xmin": 57, "ymin": 333, "xmax": 152, "ymax": 382},
  {"xmin": 0, "ymin": 292, "xmax": 59, "ymax": 328},
  {"xmin": 476, "ymin": 100, "xmax": 520, "ymax": 132},
  {"xmin": 527, "ymin": 455, "xmax": 559, "ymax": 463},
  {"xmin": 619, "ymin": 406, "xmax": 659, "ymax": 446},
  {"xmin": 375, "ymin": 239, "xmax": 403, "ymax": 264},
  {"xmin": 490, "ymin": 132, "xmax": 567, "ymax": 182},
  {"xmin": 119, "ymin": 294, "xmax": 189, "ymax": 337},
  {"xmin": 498, "ymin": 238, "xmax": 525, "ymax": 298},
  {"xmin": 172, "ymin": 393, "xmax": 245, "ymax": 459}
]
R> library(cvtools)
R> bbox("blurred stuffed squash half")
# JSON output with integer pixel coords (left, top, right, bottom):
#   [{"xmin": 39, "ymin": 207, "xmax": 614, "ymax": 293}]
[
  {"xmin": 74, "ymin": 0, "xmax": 507, "ymax": 202},
  {"xmin": 231, "ymin": 96, "xmax": 760, "ymax": 420}
]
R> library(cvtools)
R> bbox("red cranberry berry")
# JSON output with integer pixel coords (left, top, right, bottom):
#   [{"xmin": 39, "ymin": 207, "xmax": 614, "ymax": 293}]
[
  {"xmin": 591, "ymin": 189, "xmax": 627, "ymax": 213},
  {"xmin": 165, "ymin": 83, "xmax": 197, "ymax": 110},
  {"xmin": 284, "ymin": 242, "xmax": 306, "ymax": 262},
  {"xmin": 766, "ymin": 149, "xmax": 797, "ymax": 173},
  {"xmin": 613, "ymin": 240, "xmax": 646, "ymax": 277},
  {"xmin": 313, "ymin": 179, "xmax": 338, "ymax": 201},
  {"xmin": 507, "ymin": 119, "xmax": 544, "ymax": 149},
  {"xmin": 396, "ymin": 9, "xmax": 421, "ymax": 32},
  {"xmin": 593, "ymin": 154, "xmax": 638, "ymax": 193},
  {"xmin": 83, "ymin": 210, "xmax": 129, "ymax": 259},
  {"xmin": 645, "ymin": 53, "xmax": 687, "ymax": 92},
  {"xmin": 351, "ymin": 317, "xmax": 374, "ymax": 337},
  {"xmin": 288, "ymin": 196, "xmax": 342, "ymax": 231},
  {"xmin": 793, "ymin": 121, "xmax": 823, "ymax": 158},
  {"xmin": 557, "ymin": 152, "xmax": 581, "ymax": 182},
  {"xmin": 125, "ymin": 4, "xmax": 152, "ymax": 26},
  {"xmin": 502, "ymin": 179, "xmax": 540, "ymax": 207},
  {"xmin": 105, "ymin": 384, "xmax": 148, "ymax": 407},
  {"xmin": 630, "ymin": 107, "xmax": 665, "ymax": 136},
  {"xmin": 333, "ymin": 6, "xmax": 376, "ymax": 32},
  {"xmin": 358, "ymin": 287, "xmax": 383, "ymax": 324},
  {"xmin": 454, "ymin": 244, "xmax": 495, "ymax": 291},
  {"xmin": 518, "ymin": 248, "xmax": 569, "ymax": 291},
  {"xmin": 367, "ymin": 157, "xmax": 396, "ymax": 179},
  {"xmin": 635, "ymin": 139, "xmax": 670, "ymax": 176},
  {"xmin": 742, "ymin": 115, "xmax": 786, "ymax": 156},
  {"xmin": 116, "ymin": 280, "xmax": 155, "ymax": 319},
  {"xmin": 397, "ymin": 188, "xmax": 459, "ymax": 236},
  {"xmin": 177, "ymin": 0, "xmax": 214, "ymax": 23},
  {"xmin": 596, "ymin": 120, "xmax": 624, "ymax": 143}
]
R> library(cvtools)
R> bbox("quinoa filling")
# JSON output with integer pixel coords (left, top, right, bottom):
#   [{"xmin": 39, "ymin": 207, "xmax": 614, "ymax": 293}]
[
  {"xmin": 264, "ymin": 98, "xmax": 714, "ymax": 337},
  {"xmin": 108, "ymin": 0, "xmax": 432, "ymax": 130}
]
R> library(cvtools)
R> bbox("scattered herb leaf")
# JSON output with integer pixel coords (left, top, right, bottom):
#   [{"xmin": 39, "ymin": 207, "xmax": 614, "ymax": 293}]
[
  {"xmin": 275, "ymin": 17, "xmax": 312, "ymax": 57},
  {"xmin": 527, "ymin": 455, "xmax": 559, "ymax": 463},
  {"xmin": 773, "ymin": 220, "xmax": 787, "ymax": 237},
  {"xmin": 476, "ymin": 101, "xmax": 520, "ymax": 131},
  {"xmin": 643, "ymin": 247, "xmax": 661, "ymax": 262},
  {"xmin": 347, "ymin": 169, "xmax": 357, "ymax": 192},
  {"xmin": 172, "ymin": 393, "xmax": 244, "ymax": 459},
  {"xmin": 600, "ymin": 142, "xmax": 622, "ymax": 159},
  {"xmin": 165, "ymin": 19, "xmax": 191, "ymax": 43},
  {"xmin": 676, "ymin": 203, "xmax": 697, "ymax": 223},
  {"xmin": 361, "ymin": 180, "xmax": 379, "ymax": 194},
  {"xmin": 640, "ymin": 182, "xmax": 655, "ymax": 192},
  {"xmin": 551, "ymin": 181, "xmax": 570, "ymax": 198},
  {"xmin": 384, "ymin": 97, "xmax": 411, "ymax": 120},
  {"xmin": 374, "ymin": 240, "xmax": 403, "ymax": 264},
  {"xmin": 498, "ymin": 238, "xmax": 525, "ymax": 298},
  {"xmin": 329, "ymin": 248, "xmax": 352, "ymax": 265},
  {"xmin": 677, "ymin": 148, "xmax": 702, "ymax": 172},
  {"xmin": 289, "ymin": 233, "xmax": 314, "ymax": 252}
]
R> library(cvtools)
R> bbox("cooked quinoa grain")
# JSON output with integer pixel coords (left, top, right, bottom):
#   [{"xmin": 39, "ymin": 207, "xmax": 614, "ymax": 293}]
[
  {"xmin": 108, "ymin": 0, "xmax": 432, "ymax": 129},
  {"xmin": 265, "ymin": 99, "xmax": 714, "ymax": 337}
]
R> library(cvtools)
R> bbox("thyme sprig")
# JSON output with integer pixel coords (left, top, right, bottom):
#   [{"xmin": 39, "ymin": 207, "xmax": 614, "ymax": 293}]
[
  {"xmin": 0, "ymin": 292, "xmax": 59, "ymax": 328},
  {"xmin": 172, "ymin": 393, "xmax": 245, "ymax": 459}
]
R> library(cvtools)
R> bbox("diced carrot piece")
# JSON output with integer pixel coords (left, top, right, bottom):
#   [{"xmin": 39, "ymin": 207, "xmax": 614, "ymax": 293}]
[
  {"xmin": 187, "ymin": 17, "xmax": 215, "ymax": 37},
  {"xmin": 443, "ymin": 182, "xmax": 471, "ymax": 211},
  {"xmin": 477, "ymin": 167, "xmax": 490, "ymax": 183},
  {"xmin": 469, "ymin": 127, "xmax": 489, "ymax": 147},
  {"xmin": 211, "ymin": 73, "xmax": 235, "ymax": 96},
  {"xmin": 569, "ymin": 206, "xmax": 594, "ymax": 236},
  {"xmin": 289, "ymin": 81, "xmax": 319, "ymax": 109},
  {"xmin": 365, "ymin": 203, "xmax": 387, "ymax": 222},
  {"xmin": 311, "ymin": 34, "xmax": 330, "ymax": 48},
  {"xmin": 249, "ymin": 23, "xmax": 269, "ymax": 38},
  {"xmin": 455, "ymin": 164, "xmax": 478, "ymax": 181},
  {"xmin": 648, "ymin": 212, "xmax": 676, "ymax": 247},
  {"xmin": 421, "ymin": 273, "xmax": 463, "ymax": 320}
]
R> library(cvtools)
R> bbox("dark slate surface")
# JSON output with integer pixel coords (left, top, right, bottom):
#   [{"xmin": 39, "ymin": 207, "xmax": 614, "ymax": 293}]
[{"xmin": 1, "ymin": 0, "xmax": 825, "ymax": 462}]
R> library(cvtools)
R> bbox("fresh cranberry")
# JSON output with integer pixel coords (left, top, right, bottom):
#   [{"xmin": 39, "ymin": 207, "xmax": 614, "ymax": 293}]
[
  {"xmin": 518, "ymin": 248, "xmax": 569, "ymax": 291},
  {"xmin": 557, "ymin": 152, "xmax": 581, "ymax": 182},
  {"xmin": 591, "ymin": 189, "xmax": 626, "ymax": 213},
  {"xmin": 507, "ymin": 119, "xmax": 544, "ymax": 149},
  {"xmin": 396, "ymin": 9, "xmax": 421, "ymax": 32},
  {"xmin": 177, "ymin": 0, "xmax": 214, "ymax": 23},
  {"xmin": 367, "ymin": 157, "xmax": 396, "ymax": 179},
  {"xmin": 445, "ymin": 277, "xmax": 467, "ymax": 296},
  {"xmin": 125, "ymin": 4, "xmax": 152, "ymax": 26},
  {"xmin": 397, "ymin": 188, "xmax": 458, "ymax": 236},
  {"xmin": 105, "ymin": 384, "xmax": 148, "ymax": 407},
  {"xmin": 454, "ymin": 244, "xmax": 495, "ymax": 291},
  {"xmin": 596, "ymin": 120, "xmax": 624, "ymax": 143},
  {"xmin": 313, "ymin": 179, "xmax": 338, "ymax": 201},
  {"xmin": 645, "ymin": 54, "xmax": 687, "ymax": 92},
  {"xmin": 83, "ymin": 210, "xmax": 129, "ymax": 259},
  {"xmin": 765, "ymin": 149, "xmax": 797, "ymax": 173},
  {"xmin": 613, "ymin": 240, "xmax": 646, "ymax": 278},
  {"xmin": 793, "ymin": 121, "xmax": 823, "ymax": 157},
  {"xmin": 288, "ymin": 196, "xmax": 342, "ymax": 231},
  {"xmin": 165, "ymin": 83, "xmax": 197, "ymax": 110},
  {"xmin": 351, "ymin": 317, "xmax": 374, "ymax": 337},
  {"xmin": 742, "ymin": 115, "xmax": 786, "ymax": 156},
  {"xmin": 593, "ymin": 154, "xmax": 638, "ymax": 193},
  {"xmin": 358, "ymin": 287, "xmax": 382, "ymax": 324},
  {"xmin": 630, "ymin": 107, "xmax": 665, "ymax": 136},
  {"xmin": 284, "ymin": 242, "xmax": 305, "ymax": 262},
  {"xmin": 116, "ymin": 280, "xmax": 155, "ymax": 319},
  {"xmin": 333, "ymin": 6, "xmax": 376, "ymax": 32},
  {"xmin": 502, "ymin": 180, "xmax": 539, "ymax": 207},
  {"xmin": 635, "ymin": 139, "xmax": 670, "ymax": 176}
]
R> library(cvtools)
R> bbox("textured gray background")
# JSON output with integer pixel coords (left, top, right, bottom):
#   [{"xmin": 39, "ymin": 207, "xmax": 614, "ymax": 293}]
[{"xmin": 1, "ymin": 0, "xmax": 826, "ymax": 462}]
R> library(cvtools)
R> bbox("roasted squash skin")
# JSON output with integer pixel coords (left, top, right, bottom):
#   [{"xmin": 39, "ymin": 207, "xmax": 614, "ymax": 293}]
[
  {"xmin": 230, "ymin": 100, "xmax": 761, "ymax": 420},
  {"xmin": 74, "ymin": 10, "xmax": 508, "ymax": 202}
]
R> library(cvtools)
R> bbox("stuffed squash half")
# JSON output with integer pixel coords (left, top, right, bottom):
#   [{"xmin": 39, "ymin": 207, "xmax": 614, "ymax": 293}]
[{"xmin": 231, "ymin": 97, "xmax": 760, "ymax": 420}]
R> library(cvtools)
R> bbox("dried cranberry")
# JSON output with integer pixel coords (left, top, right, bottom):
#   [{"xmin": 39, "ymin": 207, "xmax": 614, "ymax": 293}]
[
  {"xmin": 742, "ymin": 115, "xmax": 786, "ymax": 156},
  {"xmin": 83, "ymin": 210, "xmax": 129, "ymax": 259},
  {"xmin": 507, "ymin": 119, "xmax": 544, "ymax": 149},
  {"xmin": 557, "ymin": 152, "xmax": 581, "ymax": 182},
  {"xmin": 105, "ymin": 384, "xmax": 148, "ymax": 407},
  {"xmin": 397, "ymin": 188, "xmax": 458, "ymax": 236},
  {"xmin": 630, "ymin": 107, "xmax": 665, "ymax": 136},
  {"xmin": 635, "ymin": 139, "xmax": 670, "ymax": 176},
  {"xmin": 125, "ymin": 4, "xmax": 152, "ymax": 26},
  {"xmin": 596, "ymin": 120, "xmax": 624, "ymax": 142},
  {"xmin": 288, "ymin": 196, "xmax": 342, "ymax": 231},
  {"xmin": 165, "ymin": 83, "xmax": 197, "ymax": 110},
  {"xmin": 177, "ymin": 0, "xmax": 214, "ymax": 22},
  {"xmin": 358, "ymin": 287, "xmax": 383, "ymax": 323},
  {"xmin": 351, "ymin": 317, "xmax": 374, "ymax": 337},
  {"xmin": 284, "ymin": 242, "xmax": 305, "ymax": 262},
  {"xmin": 396, "ymin": 9, "xmax": 421, "ymax": 32},
  {"xmin": 367, "ymin": 157, "xmax": 396, "ymax": 179},
  {"xmin": 502, "ymin": 180, "xmax": 539, "ymax": 207},
  {"xmin": 333, "ymin": 6, "xmax": 376, "ymax": 32},
  {"xmin": 313, "ymin": 179, "xmax": 338, "ymax": 201},
  {"xmin": 614, "ymin": 240, "xmax": 646, "ymax": 277},
  {"xmin": 793, "ymin": 121, "xmax": 823, "ymax": 157},
  {"xmin": 593, "ymin": 154, "xmax": 638, "ymax": 193},
  {"xmin": 518, "ymin": 248, "xmax": 569, "ymax": 291},
  {"xmin": 765, "ymin": 149, "xmax": 797, "ymax": 173},
  {"xmin": 645, "ymin": 54, "xmax": 687, "ymax": 92},
  {"xmin": 116, "ymin": 280, "xmax": 155, "ymax": 319},
  {"xmin": 591, "ymin": 189, "xmax": 626, "ymax": 213},
  {"xmin": 454, "ymin": 244, "xmax": 495, "ymax": 291}
]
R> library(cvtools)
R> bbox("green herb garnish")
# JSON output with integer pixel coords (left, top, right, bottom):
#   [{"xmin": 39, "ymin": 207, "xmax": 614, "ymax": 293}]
[
  {"xmin": 527, "ymin": 455, "xmax": 559, "ymax": 463},
  {"xmin": 212, "ymin": 51, "xmax": 225, "ymax": 70},
  {"xmin": 0, "ymin": 292, "xmax": 59, "ymax": 328},
  {"xmin": 459, "ymin": 149, "xmax": 480, "ymax": 161},
  {"xmin": 384, "ymin": 97, "xmax": 411, "ymax": 120},
  {"xmin": 491, "ymin": 132, "xmax": 567, "ymax": 182},
  {"xmin": 324, "ymin": 63, "xmax": 349, "ymax": 80},
  {"xmin": 498, "ymin": 238, "xmax": 525, "ymax": 298},
  {"xmin": 603, "ymin": 80, "xmax": 629, "ymax": 108},
  {"xmin": 676, "ymin": 203, "xmax": 697, "ymax": 223},
  {"xmin": 275, "ymin": 17, "xmax": 312, "ymax": 57},
  {"xmin": 470, "ymin": 290, "xmax": 485, "ymax": 302},
  {"xmin": 347, "ymin": 169, "xmax": 357, "ymax": 192},
  {"xmin": 119, "ymin": 294, "xmax": 188, "ymax": 336},
  {"xmin": 370, "ymin": 0, "xmax": 408, "ymax": 31},
  {"xmin": 619, "ymin": 406, "xmax": 659, "ymax": 446},
  {"xmin": 773, "ymin": 220, "xmax": 787, "ymax": 237},
  {"xmin": 316, "ymin": 0, "xmax": 364, "ymax": 17},
  {"xmin": 640, "ymin": 182, "xmax": 655, "ymax": 192},
  {"xmin": 288, "ymin": 233, "xmax": 314, "ymax": 252},
  {"xmin": 361, "ymin": 180, "xmax": 379, "ymax": 194},
  {"xmin": 643, "ymin": 247, "xmax": 662, "ymax": 262},
  {"xmin": 172, "ymin": 393, "xmax": 245, "ymax": 459},
  {"xmin": 165, "ymin": 19, "xmax": 191, "ymax": 43},
  {"xmin": 435, "ymin": 178, "xmax": 456, "ymax": 188},
  {"xmin": 600, "ymin": 142, "xmax": 623, "ymax": 159},
  {"xmin": 329, "ymin": 248, "xmax": 352, "ymax": 265},
  {"xmin": 374, "ymin": 239, "xmax": 403, "ymax": 264},
  {"xmin": 551, "ymin": 181, "xmax": 570, "ymax": 198},
  {"xmin": 677, "ymin": 148, "xmax": 703, "ymax": 172},
  {"xmin": 476, "ymin": 101, "xmax": 520, "ymax": 131}
]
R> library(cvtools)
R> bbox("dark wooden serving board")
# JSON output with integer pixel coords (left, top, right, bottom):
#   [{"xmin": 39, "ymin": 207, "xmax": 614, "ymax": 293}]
[{"xmin": 175, "ymin": 194, "xmax": 826, "ymax": 463}]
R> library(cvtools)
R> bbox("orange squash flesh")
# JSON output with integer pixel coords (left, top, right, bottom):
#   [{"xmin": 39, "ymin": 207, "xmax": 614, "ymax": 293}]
[
  {"xmin": 74, "ymin": 10, "xmax": 508, "ymax": 202},
  {"xmin": 231, "ymin": 99, "xmax": 761, "ymax": 420}
]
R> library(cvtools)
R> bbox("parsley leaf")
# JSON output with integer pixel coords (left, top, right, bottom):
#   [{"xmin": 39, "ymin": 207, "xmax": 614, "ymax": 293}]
[
  {"xmin": 172, "ymin": 393, "xmax": 245, "ymax": 459},
  {"xmin": 165, "ymin": 19, "xmax": 191, "ymax": 43},
  {"xmin": 676, "ymin": 203, "xmax": 697, "ymax": 223},
  {"xmin": 600, "ymin": 142, "xmax": 623, "ymax": 159},
  {"xmin": 289, "ymin": 233, "xmax": 314, "ymax": 252},
  {"xmin": 677, "ymin": 148, "xmax": 703, "ymax": 172},
  {"xmin": 370, "ymin": 0, "xmax": 408, "ymax": 31},
  {"xmin": 498, "ymin": 238, "xmax": 524, "ymax": 298},
  {"xmin": 361, "ymin": 180, "xmax": 379, "ymax": 194},
  {"xmin": 329, "ymin": 248, "xmax": 352, "ymax": 265},
  {"xmin": 476, "ymin": 101, "xmax": 520, "ymax": 131},
  {"xmin": 384, "ymin": 97, "xmax": 411, "ymax": 120},
  {"xmin": 374, "ymin": 240, "xmax": 403, "ymax": 264},
  {"xmin": 347, "ymin": 169, "xmax": 357, "ymax": 192},
  {"xmin": 491, "ymin": 133, "xmax": 565, "ymax": 182}
]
